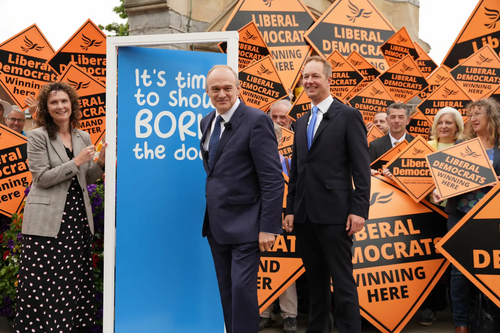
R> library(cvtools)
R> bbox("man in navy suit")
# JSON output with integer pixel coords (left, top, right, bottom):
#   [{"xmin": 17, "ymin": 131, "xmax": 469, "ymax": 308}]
[
  {"xmin": 200, "ymin": 65, "xmax": 284, "ymax": 333},
  {"xmin": 284, "ymin": 56, "xmax": 371, "ymax": 333}
]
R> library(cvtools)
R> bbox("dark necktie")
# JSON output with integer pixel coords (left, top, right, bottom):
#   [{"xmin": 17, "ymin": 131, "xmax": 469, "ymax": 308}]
[
  {"xmin": 307, "ymin": 106, "xmax": 319, "ymax": 150},
  {"xmin": 208, "ymin": 115, "xmax": 223, "ymax": 168}
]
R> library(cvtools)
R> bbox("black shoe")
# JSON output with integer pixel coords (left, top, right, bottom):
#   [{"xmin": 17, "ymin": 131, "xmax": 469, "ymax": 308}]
[
  {"xmin": 419, "ymin": 308, "xmax": 436, "ymax": 326},
  {"xmin": 283, "ymin": 317, "xmax": 297, "ymax": 333},
  {"xmin": 259, "ymin": 317, "xmax": 273, "ymax": 331}
]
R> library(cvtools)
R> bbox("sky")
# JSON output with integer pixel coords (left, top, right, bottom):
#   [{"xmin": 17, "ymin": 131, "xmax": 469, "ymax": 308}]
[{"xmin": 0, "ymin": 0, "xmax": 482, "ymax": 65}]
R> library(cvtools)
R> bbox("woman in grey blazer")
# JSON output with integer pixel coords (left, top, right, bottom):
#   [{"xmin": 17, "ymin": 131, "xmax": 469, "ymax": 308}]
[{"xmin": 14, "ymin": 82, "xmax": 105, "ymax": 333}]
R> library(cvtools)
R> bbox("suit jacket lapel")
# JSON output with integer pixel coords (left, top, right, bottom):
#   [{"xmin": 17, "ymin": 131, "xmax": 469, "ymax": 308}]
[
  {"xmin": 50, "ymin": 133, "xmax": 69, "ymax": 163},
  {"xmin": 383, "ymin": 135, "xmax": 392, "ymax": 152},
  {"xmin": 200, "ymin": 111, "xmax": 215, "ymax": 155},
  {"xmin": 297, "ymin": 113, "xmax": 309, "ymax": 158},
  {"xmin": 72, "ymin": 129, "xmax": 84, "ymax": 158},
  {"xmin": 311, "ymin": 101, "xmax": 341, "ymax": 146},
  {"xmin": 209, "ymin": 104, "xmax": 245, "ymax": 173}
]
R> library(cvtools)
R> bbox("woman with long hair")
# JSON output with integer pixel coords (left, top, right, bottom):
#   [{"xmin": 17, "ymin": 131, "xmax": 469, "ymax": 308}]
[
  {"xmin": 14, "ymin": 82, "xmax": 106, "ymax": 333},
  {"xmin": 434, "ymin": 98, "xmax": 500, "ymax": 333}
]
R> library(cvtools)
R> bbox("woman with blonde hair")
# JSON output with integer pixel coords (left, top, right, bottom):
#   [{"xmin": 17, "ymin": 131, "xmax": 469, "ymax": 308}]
[
  {"xmin": 434, "ymin": 98, "xmax": 500, "ymax": 333},
  {"xmin": 420, "ymin": 107, "xmax": 464, "ymax": 326}
]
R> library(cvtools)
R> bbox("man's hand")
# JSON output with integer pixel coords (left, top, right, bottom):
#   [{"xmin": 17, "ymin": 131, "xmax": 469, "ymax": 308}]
[
  {"xmin": 366, "ymin": 122, "xmax": 373, "ymax": 132},
  {"xmin": 371, "ymin": 169, "xmax": 380, "ymax": 176},
  {"xmin": 284, "ymin": 214, "xmax": 294, "ymax": 232},
  {"xmin": 25, "ymin": 94, "xmax": 37, "ymax": 117},
  {"xmin": 382, "ymin": 168, "xmax": 393, "ymax": 180},
  {"xmin": 259, "ymin": 232, "xmax": 276, "ymax": 252},
  {"xmin": 346, "ymin": 214, "xmax": 365, "ymax": 236},
  {"xmin": 432, "ymin": 188, "xmax": 443, "ymax": 203}
]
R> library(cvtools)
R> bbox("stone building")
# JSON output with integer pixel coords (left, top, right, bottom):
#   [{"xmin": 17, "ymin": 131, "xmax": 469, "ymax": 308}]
[
  {"xmin": 123, "ymin": 0, "xmax": 429, "ymax": 52},
  {"xmin": 123, "ymin": 0, "xmax": 428, "ymax": 109}
]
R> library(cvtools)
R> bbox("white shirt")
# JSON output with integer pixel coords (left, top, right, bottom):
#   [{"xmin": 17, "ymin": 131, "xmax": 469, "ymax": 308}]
[
  {"xmin": 308, "ymin": 95, "xmax": 334, "ymax": 137},
  {"xmin": 203, "ymin": 99, "xmax": 240, "ymax": 150},
  {"xmin": 389, "ymin": 132, "xmax": 408, "ymax": 147}
]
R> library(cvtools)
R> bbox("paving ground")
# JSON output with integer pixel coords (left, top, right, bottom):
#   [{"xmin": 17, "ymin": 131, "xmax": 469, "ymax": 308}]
[
  {"xmin": 259, "ymin": 307, "xmax": 454, "ymax": 333},
  {"xmin": 0, "ymin": 307, "xmax": 455, "ymax": 332}
]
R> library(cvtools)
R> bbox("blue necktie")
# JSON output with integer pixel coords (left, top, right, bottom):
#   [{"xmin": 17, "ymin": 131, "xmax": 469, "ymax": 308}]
[
  {"xmin": 208, "ymin": 115, "xmax": 223, "ymax": 168},
  {"xmin": 307, "ymin": 106, "xmax": 319, "ymax": 150}
]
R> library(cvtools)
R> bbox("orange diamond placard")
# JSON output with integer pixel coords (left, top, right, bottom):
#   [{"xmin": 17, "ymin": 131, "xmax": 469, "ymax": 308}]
[
  {"xmin": 384, "ymin": 136, "xmax": 436, "ymax": 202},
  {"xmin": 223, "ymin": 0, "xmax": 315, "ymax": 90},
  {"xmin": 47, "ymin": 19, "xmax": 106, "ymax": 84},
  {"xmin": 287, "ymin": 89, "xmax": 311, "ymax": 121},
  {"xmin": 450, "ymin": 44, "xmax": 500, "ymax": 101},
  {"xmin": 239, "ymin": 55, "xmax": 288, "ymax": 111},
  {"xmin": 326, "ymin": 50, "xmax": 364, "ymax": 102},
  {"xmin": 416, "ymin": 77, "xmax": 472, "ymax": 124},
  {"xmin": 353, "ymin": 175, "xmax": 449, "ymax": 333},
  {"xmin": 437, "ymin": 182, "xmax": 500, "ymax": 308},
  {"xmin": 0, "ymin": 24, "xmax": 57, "ymax": 109},
  {"xmin": 406, "ymin": 110, "xmax": 431, "ymax": 141},
  {"xmin": 278, "ymin": 126, "xmax": 294, "ymax": 160},
  {"xmin": 380, "ymin": 27, "xmax": 419, "ymax": 68},
  {"xmin": 370, "ymin": 140, "xmax": 409, "ymax": 173},
  {"xmin": 304, "ymin": 0, "xmax": 395, "ymax": 73},
  {"xmin": 378, "ymin": 55, "xmax": 429, "ymax": 103},
  {"xmin": 418, "ymin": 66, "xmax": 452, "ymax": 100},
  {"xmin": 347, "ymin": 50, "xmax": 381, "ymax": 99},
  {"xmin": 58, "ymin": 64, "xmax": 106, "ymax": 145},
  {"xmin": 426, "ymin": 138, "xmax": 498, "ymax": 200},
  {"xmin": 367, "ymin": 125, "xmax": 384, "ymax": 146},
  {"xmin": 219, "ymin": 21, "xmax": 271, "ymax": 71},
  {"xmin": 348, "ymin": 79, "xmax": 395, "ymax": 124},
  {"xmin": 442, "ymin": 0, "xmax": 500, "ymax": 70},
  {"xmin": 414, "ymin": 42, "xmax": 437, "ymax": 78},
  {"xmin": 0, "ymin": 125, "xmax": 32, "ymax": 217}
]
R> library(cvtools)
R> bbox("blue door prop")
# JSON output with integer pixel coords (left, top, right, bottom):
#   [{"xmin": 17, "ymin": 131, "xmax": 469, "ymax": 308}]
[{"xmin": 116, "ymin": 47, "xmax": 226, "ymax": 332}]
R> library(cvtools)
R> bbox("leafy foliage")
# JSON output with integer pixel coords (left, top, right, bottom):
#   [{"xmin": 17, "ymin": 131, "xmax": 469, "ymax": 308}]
[
  {"xmin": 98, "ymin": 0, "xmax": 129, "ymax": 36},
  {"xmin": 0, "ymin": 179, "xmax": 106, "ymax": 332}
]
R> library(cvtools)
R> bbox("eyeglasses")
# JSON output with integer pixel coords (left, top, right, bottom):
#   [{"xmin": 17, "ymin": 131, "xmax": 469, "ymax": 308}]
[{"xmin": 7, "ymin": 117, "xmax": 25, "ymax": 123}]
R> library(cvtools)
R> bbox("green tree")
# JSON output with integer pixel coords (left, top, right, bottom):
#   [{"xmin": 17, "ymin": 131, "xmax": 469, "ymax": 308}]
[{"xmin": 99, "ymin": 0, "xmax": 129, "ymax": 36}]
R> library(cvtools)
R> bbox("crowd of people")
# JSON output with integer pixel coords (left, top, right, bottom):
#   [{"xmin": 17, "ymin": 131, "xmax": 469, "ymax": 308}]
[
  {"xmin": 200, "ymin": 57, "xmax": 500, "ymax": 333},
  {"xmin": 1, "ymin": 54, "xmax": 499, "ymax": 333}
]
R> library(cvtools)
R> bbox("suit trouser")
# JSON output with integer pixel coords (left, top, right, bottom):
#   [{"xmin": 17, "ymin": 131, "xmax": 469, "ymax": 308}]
[
  {"xmin": 207, "ymin": 234, "xmax": 260, "ymax": 333},
  {"xmin": 295, "ymin": 220, "xmax": 361, "ymax": 333}
]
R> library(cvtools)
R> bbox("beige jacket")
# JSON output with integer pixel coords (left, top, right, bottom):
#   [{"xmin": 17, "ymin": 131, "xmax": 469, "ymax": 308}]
[{"xmin": 22, "ymin": 127, "xmax": 104, "ymax": 237}]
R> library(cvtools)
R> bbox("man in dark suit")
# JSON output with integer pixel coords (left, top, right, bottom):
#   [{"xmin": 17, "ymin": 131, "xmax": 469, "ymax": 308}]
[
  {"xmin": 200, "ymin": 65, "xmax": 284, "ymax": 333},
  {"xmin": 284, "ymin": 56, "xmax": 371, "ymax": 333},
  {"xmin": 369, "ymin": 103, "xmax": 415, "ymax": 163}
]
